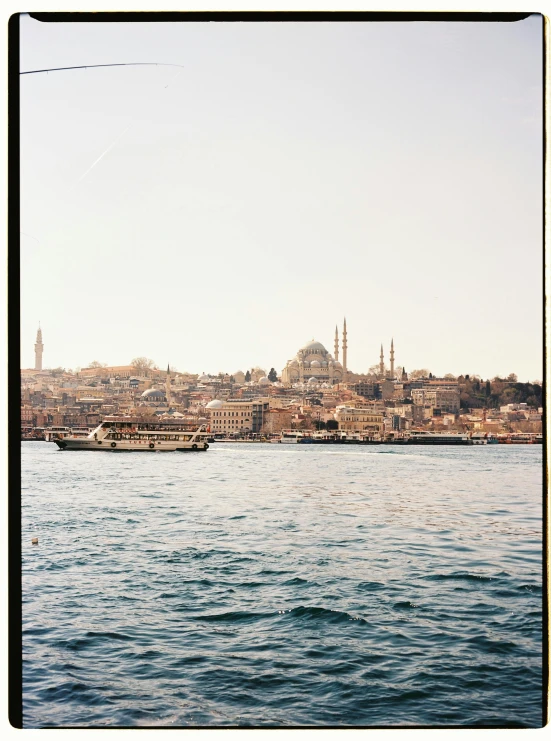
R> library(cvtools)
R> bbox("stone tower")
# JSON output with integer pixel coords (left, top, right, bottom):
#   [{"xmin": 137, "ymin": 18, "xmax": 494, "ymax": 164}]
[
  {"xmin": 379, "ymin": 344, "xmax": 384, "ymax": 379},
  {"xmin": 390, "ymin": 338, "xmax": 395, "ymax": 380},
  {"xmin": 34, "ymin": 325, "xmax": 43, "ymax": 371},
  {"xmin": 166, "ymin": 364, "xmax": 171, "ymax": 406},
  {"xmin": 334, "ymin": 325, "xmax": 339, "ymax": 363},
  {"xmin": 342, "ymin": 317, "xmax": 348, "ymax": 382}
]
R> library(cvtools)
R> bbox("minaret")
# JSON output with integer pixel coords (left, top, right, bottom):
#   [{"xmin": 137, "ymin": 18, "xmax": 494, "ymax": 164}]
[
  {"xmin": 342, "ymin": 317, "xmax": 348, "ymax": 382},
  {"xmin": 390, "ymin": 338, "xmax": 395, "ymax": 380},
  {"xmin": 334, "ymin": 325, "xmax": 339, "ymax": 362},
  {"xmin": 166, "ymin": 364, "xmax": 171, "ymax": 406},
  {"xmin": 379, "ymin": 344, "xmax": 384, "ymax": 379},
  {"xmin": 34, "ymin": 325, "xmax": 43, "ymax": 371}
]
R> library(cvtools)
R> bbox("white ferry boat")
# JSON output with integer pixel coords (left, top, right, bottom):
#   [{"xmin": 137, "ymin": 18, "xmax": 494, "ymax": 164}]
[
  {"xmin": 53, "ymin": 416, "xmax": 210, "ymax": 452},
  {"xmin": 43, "ymin": 426, "xmax": 72, "ymax": 442},
  {"xmin": 272, "ymin": 432, "xmax": 303, "ymax": 444},
  {"xmin": 469, "ymin": 432, "xmax": 488, "ymax": 445}
]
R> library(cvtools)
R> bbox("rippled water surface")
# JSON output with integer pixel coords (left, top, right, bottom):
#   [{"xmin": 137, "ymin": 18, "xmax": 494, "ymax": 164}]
[{"xmin": 21, "ymin": 442, "xmax": 543, "ymax": 727}]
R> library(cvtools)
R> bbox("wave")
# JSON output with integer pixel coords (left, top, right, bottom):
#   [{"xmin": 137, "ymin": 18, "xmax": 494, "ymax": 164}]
[
  {"xmin": 195, "ymin": 610, "xmax": 272, "ymax": 624},
  {"xmin": 283, "ymin": 606, "xmax": 368, "ymax": 626}
]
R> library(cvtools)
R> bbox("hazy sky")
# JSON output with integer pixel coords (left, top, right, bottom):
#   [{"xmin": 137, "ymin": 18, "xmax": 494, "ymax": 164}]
[{"xmin": 19, "ymin": 14, "xmax": 543, "ymax": 380}]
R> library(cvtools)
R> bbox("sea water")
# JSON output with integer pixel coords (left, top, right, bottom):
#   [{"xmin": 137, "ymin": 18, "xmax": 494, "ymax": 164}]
[{"xmin": 21, "ymin": 442, "xmax": 543, "ymax": 727}]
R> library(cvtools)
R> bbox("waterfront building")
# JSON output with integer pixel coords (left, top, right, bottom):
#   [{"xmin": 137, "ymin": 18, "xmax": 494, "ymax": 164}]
[
  {"xmin": 34, "ymin": 325, "xmax": 43, "ymax": 371},
  {"xmin": 334, "ymin": 405, "xmax": 384, "ymax": 434},
  {"xmin": 206, "ymin": 398, "xmax": 270, "ymax": 435},
  {"xmin": 261, "ymin": 408, "xmax": 294, "ymax": 434}
]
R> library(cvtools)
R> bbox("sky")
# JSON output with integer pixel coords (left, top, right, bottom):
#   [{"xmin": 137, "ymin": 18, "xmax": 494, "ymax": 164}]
[{"xmin": 19, "ymin": 13, "xmax": 543, "ymax": 381}]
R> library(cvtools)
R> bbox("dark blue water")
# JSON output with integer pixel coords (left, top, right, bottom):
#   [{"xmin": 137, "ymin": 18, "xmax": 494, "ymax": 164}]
[{"xmin": 21, "ymin": 442, "xmax": 543, "ymax": 727}]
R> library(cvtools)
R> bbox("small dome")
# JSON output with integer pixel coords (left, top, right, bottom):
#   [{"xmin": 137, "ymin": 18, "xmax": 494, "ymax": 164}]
[
  {"xmin": 320, "ymin": 360, "xmax": 328, "ymax": 367},
  {"xmin": 206, "ymin": 399, "xmax": 223, "ymax": 409},
  {"xmin": 198, "ymin": 374, "xmax": 210, "ymax": 382},
  {"xmin": 258, "ymin": 376, "xmax": 270, "ymax": 385},
  {"xmin": 308, "ymin": 377, "xmax": 317, "ymax": 384},
  {"xmin": 310, "ymin": 360, "xmax": 321, "ymax": 368},
  {"xmin": 334, "ymin": 361, "xmax": 342, "ymax": 368},
  {"xmin": 289, "ymin": 359, "xmax": 299, "ymax": 367},
  {"xmin": 303, "ymin": 360, "xmax": 310, "ymax": 368}
]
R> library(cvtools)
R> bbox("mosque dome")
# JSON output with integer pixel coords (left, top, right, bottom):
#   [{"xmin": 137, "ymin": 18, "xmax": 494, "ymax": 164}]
[
  {"xmin": 198, "ymin": 374, "xmax": 210, "ymax": 382},
  {"xmin": 258, "ymin": 376, "xmax": 270, "ymax": 385},
  {"xmin": 141, "ymin": 388, "xmax": 166, "ymax": 399},
  {"xmin": 281, "ymin": 327, "xmax": 347, "ymax": 387},
  {"xmin": 206, "ymin": 399, "xmax": 223, "ymax": 409},
  {"xmin": 308, "ymin": 377, "xmax": 317, "ymax": 384},
  {"xmin": 301, "ymin": 340, "xmax": 327, "ymax": 353}
]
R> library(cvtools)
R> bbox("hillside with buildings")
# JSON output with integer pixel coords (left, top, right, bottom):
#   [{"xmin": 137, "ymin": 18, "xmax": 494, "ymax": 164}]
[{"xmin": 21, "ymin": 324, "xmax": 542, "ymax": 441}]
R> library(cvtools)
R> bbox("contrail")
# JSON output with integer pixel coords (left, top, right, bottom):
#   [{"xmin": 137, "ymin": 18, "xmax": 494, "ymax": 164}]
[
  {"xmin": 20, "ymin": 232, "xmax": 41, "ymax": 244},
  {"xmin": 75, "ymin": 125, "xmax": 132, "ymax": 185},
  {"xmin": 70, "ymin": 64, "xmax": 184, "ymax": 185},
  {"xmin": 20, "ymin": 62, "xmax": 185, "ymax": 75}
]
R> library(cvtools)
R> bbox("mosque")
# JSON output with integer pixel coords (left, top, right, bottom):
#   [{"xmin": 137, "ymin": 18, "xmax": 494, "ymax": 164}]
[{"xmin": 281, "ymin": 318, "xmax": 348, "ymax": 385}]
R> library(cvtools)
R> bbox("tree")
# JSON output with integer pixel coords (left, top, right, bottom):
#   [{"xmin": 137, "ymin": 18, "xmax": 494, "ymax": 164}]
[
  {"xmin": 485, "ymin": 380, "xmax": 491, "ymax": 397},
  {"xmin": 131, "ymin": 357, "xmax": 156, "ymax": 375},
  {"xmin": 444, "ymin": 373, "xmax": 457, "ymax": 380},
  {"xmin": 507, "ymin": 373, "xmax": 518, "ymax": 382},
  {"xmin": 268, "ymin": 368, "xmax": 278, "ymax": 382},
  {"xmin": 326, "ymin": 419, "xmax": 338, "ymax": 431},
  {"xmin": 409, "ymin": 369, "xmax": 430, "ymax": 380},
  {"xmin": 49, "ymin": 367, "xmax": 65, "ymax": 377},
  {"xmin": 368, "ymin": 364, "xmax": 384, "ymax": 376},
  {"xmin": 88, "ymin": 360, "xmax": 107, "ymax": 368},
  {"xmin": 245, "ymin": 370, "xmax": 251, "ymax": 382}
]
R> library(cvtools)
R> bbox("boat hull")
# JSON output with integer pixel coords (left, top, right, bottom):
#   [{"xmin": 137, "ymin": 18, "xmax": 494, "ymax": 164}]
[
  {"xmin": 406, "ymin": 438, "xmax": 471, "ymax": 445},
  {"xmin": 55, "ymin": 438, "xmax": 209, "ymax": 452}
]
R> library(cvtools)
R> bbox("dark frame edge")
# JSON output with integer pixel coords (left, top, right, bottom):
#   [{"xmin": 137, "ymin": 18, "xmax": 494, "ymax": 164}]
[
  {"xmin": 8, "ymin": 11, "xmax": 23, "ymax": 731},
  {"xmin": 27, "ymin": 10, "xmax": 533, "ymax": 23}
]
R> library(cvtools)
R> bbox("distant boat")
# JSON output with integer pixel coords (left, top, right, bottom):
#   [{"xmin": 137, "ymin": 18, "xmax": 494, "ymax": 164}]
[{"xmin": 406, "ymin": 432, "xmax": 472, "ymax": 445}]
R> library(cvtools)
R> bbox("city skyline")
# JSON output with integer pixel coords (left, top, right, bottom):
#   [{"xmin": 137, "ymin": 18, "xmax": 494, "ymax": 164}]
[
  {"xmin": 23, "ymin": 321, "xmax": 540, "ymax": 382},
  {"xmin": 20, "ymin": 15, "xmax": 543, "ymax": 381}
]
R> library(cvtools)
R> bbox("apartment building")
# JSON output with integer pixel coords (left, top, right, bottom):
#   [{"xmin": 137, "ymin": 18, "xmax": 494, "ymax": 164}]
[{"xmin": 205, "ymin": 398, "xmax": 270, "ymax": 435}]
